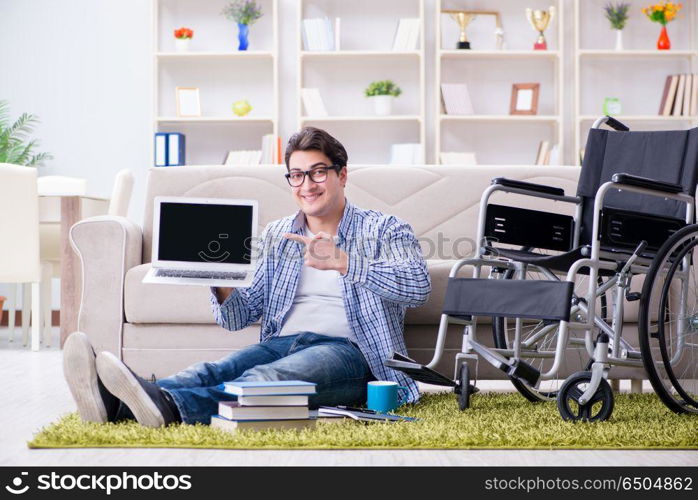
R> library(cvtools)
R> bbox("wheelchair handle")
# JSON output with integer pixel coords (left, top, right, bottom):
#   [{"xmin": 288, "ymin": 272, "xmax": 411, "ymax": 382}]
[{"xmin": 592, "ymin": 115, "xmax": 629, "ymax": 131}]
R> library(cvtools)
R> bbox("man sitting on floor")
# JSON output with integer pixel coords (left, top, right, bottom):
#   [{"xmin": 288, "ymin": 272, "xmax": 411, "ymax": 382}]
[{"xmin": 63, "ymin": 126, "xmax": 431, "ymax": 427}]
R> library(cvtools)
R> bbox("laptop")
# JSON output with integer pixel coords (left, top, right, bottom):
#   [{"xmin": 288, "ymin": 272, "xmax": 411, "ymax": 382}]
[{"xmin": 143, "ymin": 196, "xmax": 258, "ymax": 287}]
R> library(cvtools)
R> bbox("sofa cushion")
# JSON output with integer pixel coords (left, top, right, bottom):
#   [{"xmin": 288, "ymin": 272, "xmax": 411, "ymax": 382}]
[{"xmin": 125, "ymin": 264, "xmax": 219, "ymax": 324}]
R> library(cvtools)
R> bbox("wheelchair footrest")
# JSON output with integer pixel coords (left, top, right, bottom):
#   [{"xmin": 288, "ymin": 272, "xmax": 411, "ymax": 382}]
[
  {"xmin": 468, "ymin": 340, "xmax": 541, "ymax": 388},
  {"xmin": 384, "ymin": 352, "xmax": 457, "ymax": 387}
]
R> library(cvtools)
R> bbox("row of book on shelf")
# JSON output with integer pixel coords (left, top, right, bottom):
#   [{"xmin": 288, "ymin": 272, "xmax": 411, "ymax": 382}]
[
  {"xmin": 659, "ymin": 74, "xmax": 698, "ymax": 117},
  {"xmin": 302, "ymin": 17, "xmax": 420, "ymax": 51},
  {"xmin": 154, "ymin": 133, "xmax": 283, "ymax": 166}
]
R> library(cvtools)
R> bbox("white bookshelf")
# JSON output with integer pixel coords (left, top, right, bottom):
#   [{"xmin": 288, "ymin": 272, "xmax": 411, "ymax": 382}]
[
  {"xmin": 297, "ymin": 0, "xmax": 426, "ymax": 164},
  {"xmin": 574, "ymin": 0, "xmax": 698, "ymax": 164},
  {"xmin": 435, "ymin": 0, "xmax": 564, "ymax": 165},
  {"xmin": 153, "ymin": 0, "xmax": 279, "ymax": 166}
]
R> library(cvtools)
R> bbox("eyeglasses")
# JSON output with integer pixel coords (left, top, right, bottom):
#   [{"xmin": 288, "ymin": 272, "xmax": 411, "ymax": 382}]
[{"xmin": 285, "ymin": 165, "xmax": 342, "ymax": 187}]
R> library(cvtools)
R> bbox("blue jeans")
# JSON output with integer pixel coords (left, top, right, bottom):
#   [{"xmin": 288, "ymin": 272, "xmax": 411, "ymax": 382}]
[{"xmin": 131, "ymin": 333, "xmax": 374, "ymax": 424}]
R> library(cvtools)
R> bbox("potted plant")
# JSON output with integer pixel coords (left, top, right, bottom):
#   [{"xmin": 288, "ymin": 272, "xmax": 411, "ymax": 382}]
[
  {"xmin": 364, "ymin": 80, "xmax": 402, "ymax": 116},
  {"xmin": 174, "ymin": 27, "xmax": 194, "ymax": 52},
  {"xmin": 221, "ymin": 0, "xmax": 263, "ymax": 51},
  {"xmin": 642, "ymin": 2, "xmax": 683, "ymax": 50},
  {"xmin": 0, "ymin": 100, "xmax": 52, "ymax": 166},
  {"xmin": 604, "ymin": 2, "xmax": 630, "ymax": 50}
]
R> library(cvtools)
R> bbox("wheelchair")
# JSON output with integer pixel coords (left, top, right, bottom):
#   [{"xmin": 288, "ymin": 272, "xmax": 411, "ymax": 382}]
[{"xmin": 387, "ymin": 117, "xmax": 698, "ymax": 421}]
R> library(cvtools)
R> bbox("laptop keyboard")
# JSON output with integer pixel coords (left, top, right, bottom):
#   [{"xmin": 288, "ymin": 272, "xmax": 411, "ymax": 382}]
[{"xmin": 155, "ymin": 269, "xmax": 248, "ymax": 280}]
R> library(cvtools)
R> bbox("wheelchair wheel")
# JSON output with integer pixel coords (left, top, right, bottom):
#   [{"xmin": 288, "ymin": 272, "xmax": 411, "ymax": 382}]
[
  {"xmin": 557, "ymin": 371, "xmax": 614, "ymax": 422},
  {"xmin": 492, "ymin": 266, "xmax": 590, "ymax": 402},
  {"xmin": 457, "ymin": 362, "xmax": 471, "ymax": 410},
  {"xmin": 639, "ymin": 224, "xmax": 698, "ymax": 414}
]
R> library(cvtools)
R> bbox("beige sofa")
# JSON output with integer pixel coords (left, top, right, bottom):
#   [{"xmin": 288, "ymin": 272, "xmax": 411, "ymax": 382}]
[{"xmin": 71, "ymin": 164, "xmax": 645, "ymax": 383}]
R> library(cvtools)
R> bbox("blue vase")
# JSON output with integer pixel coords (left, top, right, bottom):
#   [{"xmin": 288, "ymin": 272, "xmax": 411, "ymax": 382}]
[{"xmin": 237, "ymin": 23, "xmax": 249, "ymax": 51}]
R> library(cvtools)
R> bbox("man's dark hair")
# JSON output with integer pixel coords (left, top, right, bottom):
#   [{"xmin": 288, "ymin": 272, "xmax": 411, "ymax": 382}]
[{"xmin": 284, "ymin": 127, "xmax": 348, "ymax": 170}]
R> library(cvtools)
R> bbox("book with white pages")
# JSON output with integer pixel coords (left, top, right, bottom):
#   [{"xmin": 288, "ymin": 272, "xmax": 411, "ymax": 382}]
[
  {"xmin": 440, "ymin": 152, "xmax": 477, "ymax": 165},
  {"xmin": 238, "ymin": 394, "xmax": 309, "ymax": 407},
  {"xmin": 389, "ymin": 143, "xmax": 421, "ymax": 165},
  {"xmin": 691, "ymin": 73, "xmax": 698, "ymax": 116},
  {"xmin": 334, "ymin": 17, "xmax": 341, "ymax": 50},
  {"xmin": 405, "ymin": 18, "xmax": 420, "ymax": 50},
  {"xmin": 682, "ymin": 74, "xmax": 692, "ymax": 116},
  {"xmin": 301, "ymin": 88, "xmax": 328, "ymax": 117},
  {"xmin": 441, "ymin": 83, "xmax": 474, "ymax": 115},
  {"xmin": 223, "ymin": 380, "xmax": 317, "ymax": 396},
  {"xmin": 672, "ymin": 74, "xmax": 686, "ymax": 116},
  {"xmin": 218, "ymin": 401, "xmax": 310, "ymax": 421},
  {"xmin": 662, "ymin": 75, "xmax": 679, "ymax": 116},
  {"xmin": 392, "ymin": 19, "xmax": 408, "ymax": 50},
  {"xmin": 211, "ymin": 415, "xmax": 317, "ymax": 432},
  {"xmin": 535, "ymin": 140, "xmax": 550, "ymax": 165}
]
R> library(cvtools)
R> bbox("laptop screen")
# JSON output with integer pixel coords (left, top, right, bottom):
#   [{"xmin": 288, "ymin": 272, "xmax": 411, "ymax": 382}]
[{"xmin": 158, "ymin": 202, "xmax": 253, "ymax": 265}]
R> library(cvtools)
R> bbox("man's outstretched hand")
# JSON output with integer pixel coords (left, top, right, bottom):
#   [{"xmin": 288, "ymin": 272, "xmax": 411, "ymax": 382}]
[{"xmin": 284, "ymin": 231, "xmax": 349, "ymax": 275}]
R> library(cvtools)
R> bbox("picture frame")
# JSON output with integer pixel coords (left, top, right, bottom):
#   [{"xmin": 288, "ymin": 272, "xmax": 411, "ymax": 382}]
[
  {"xmin": 510, "ymin": 83, "xmax": 539, "ymax": 115},
  {"xmin": 175, "ymin": 87, "xmax": 201, "ymax": 117}
]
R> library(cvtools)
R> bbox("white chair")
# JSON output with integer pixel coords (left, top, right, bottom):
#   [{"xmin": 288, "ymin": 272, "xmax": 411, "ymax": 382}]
[
  {"xmin": 4, "ymin": 169, "xmax": 134, "ymax": 347},
  {"xmin": 0, "ymin": 163, "xmax": 46, "ymax": 351},
  {"xmin": 107, "ymin": 169, "xmax": 135, "ymax": 217}
]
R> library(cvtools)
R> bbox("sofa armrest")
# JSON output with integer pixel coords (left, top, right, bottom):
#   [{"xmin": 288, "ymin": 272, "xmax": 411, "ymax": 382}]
[{"xmin": 70, "ymin": 216, "xmax": 143, "ymax": 356}]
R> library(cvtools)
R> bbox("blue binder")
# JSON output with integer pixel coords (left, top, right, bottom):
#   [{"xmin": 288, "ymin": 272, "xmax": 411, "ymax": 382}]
[
  {"xmin": 154, "ymin": 133, "xmax": 168, "ymax": 166},
  {"xmin": 167, "ymin": 133, "xmax": 186, "ymax": 166}
]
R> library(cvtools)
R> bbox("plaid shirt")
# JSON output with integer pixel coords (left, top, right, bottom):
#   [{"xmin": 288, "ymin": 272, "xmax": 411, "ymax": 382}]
[{"xmin": 210, "ymin": 200, "xmax": 431, "ymax": 403}]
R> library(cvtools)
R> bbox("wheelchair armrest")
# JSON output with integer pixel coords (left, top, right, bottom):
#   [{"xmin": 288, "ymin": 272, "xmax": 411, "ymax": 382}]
[
  {"xmin": 491, "ymin": 177, "xmax": 565, "ymax": 197},
  {"xmin": 611, "ymin": 173, "xmax": 684, "ymax": 195}
]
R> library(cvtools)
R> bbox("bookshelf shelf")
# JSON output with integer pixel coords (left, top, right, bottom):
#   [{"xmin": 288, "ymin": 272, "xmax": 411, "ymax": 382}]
[
  {"xmin": 301, "ymin": 50, "xmax": 421, "ymax": 58},
  {"xmin": 579, "ymin": 49, "xmax": 697, "ymax": 58},
  {"xmin": 440, "ymin": 50, "xmax": 560, "ymax": 59},
  {"xmin": 156, "ymin": 51, "xmax": 275, "ymax": 59},
  {"xmin": 440, "ymin": 115, "xmax": 561, "ymax": 123},
  {"xmin": 574, "ymin": 0, "xmax": 698, "ymax": 164},
  {"xmin": 298, "ymin": 0, "xmax": 426, "ymax": 164},
  {"xmin": 157, "ymin": 116, "xmax": 276, "ymax": 123},
  {"xmin": 578, "ymin": 115, "xmax": 696, "ymax": 122},
  {"xmin": 302, "ymin": 115, "xmax": 422, "ymax": 122},
  {"xmin": 153, "ymin": 0, "xmax": 279, "ymax": 166}
]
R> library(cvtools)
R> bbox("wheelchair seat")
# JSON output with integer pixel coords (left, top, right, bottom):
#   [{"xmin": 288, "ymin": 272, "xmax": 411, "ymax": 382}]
[{"xmin": 484, "ymin": 245, "xmax": 590, "ymax": 273}]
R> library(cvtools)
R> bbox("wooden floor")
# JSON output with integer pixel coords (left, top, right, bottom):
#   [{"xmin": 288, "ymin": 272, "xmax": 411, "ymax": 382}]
[{"xmin": 0, "ymin": 326, "xmax": 695, "ymax": 467}]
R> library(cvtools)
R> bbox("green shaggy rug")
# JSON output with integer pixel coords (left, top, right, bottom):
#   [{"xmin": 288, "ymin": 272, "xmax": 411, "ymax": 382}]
[{"xmin": 29, "ymin": 392, "xmax": 697, "ymax": 450}]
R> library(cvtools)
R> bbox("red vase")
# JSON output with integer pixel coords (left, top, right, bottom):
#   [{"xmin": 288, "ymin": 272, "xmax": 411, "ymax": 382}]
[{"xmin": 657, "ymin": 25, "xmax": 671, "ymax": 50}]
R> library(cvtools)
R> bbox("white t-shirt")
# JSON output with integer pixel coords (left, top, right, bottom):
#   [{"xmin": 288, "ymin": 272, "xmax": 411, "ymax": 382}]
[{"xmin": 279, "ymin": 229, "xmax": 356, "ymax": 342}]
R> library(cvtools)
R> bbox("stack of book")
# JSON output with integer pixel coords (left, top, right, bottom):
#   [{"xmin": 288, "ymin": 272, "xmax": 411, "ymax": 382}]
[
  {"xmin": 211, "ymin": 380, "xmax": 317, "ymax": 432},
  {"xmin": 659, "ymin": 73, "xmax": 698, "ymax": 117}
]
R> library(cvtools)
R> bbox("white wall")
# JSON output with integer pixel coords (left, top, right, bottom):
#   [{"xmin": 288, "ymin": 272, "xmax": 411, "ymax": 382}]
[{"xmin": 0, "ymin": 0, "xmax": 691, "ymax": 309}]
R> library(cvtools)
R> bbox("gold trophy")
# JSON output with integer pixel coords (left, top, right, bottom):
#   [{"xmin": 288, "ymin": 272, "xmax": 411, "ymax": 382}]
[
  {"xmin": 444, "ymin": 10, "xmax": 476, "ymax": 49},
  {"xmin": 525, "ymin": 7, "xmax": 555, "ymax": 50}
]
